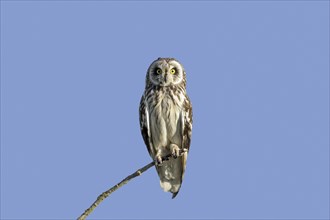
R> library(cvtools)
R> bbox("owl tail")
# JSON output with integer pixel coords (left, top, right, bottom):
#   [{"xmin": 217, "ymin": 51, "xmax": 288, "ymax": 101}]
[{"xmin": 157, "ymin": 153, "xmax": 187, "ymax": 199}]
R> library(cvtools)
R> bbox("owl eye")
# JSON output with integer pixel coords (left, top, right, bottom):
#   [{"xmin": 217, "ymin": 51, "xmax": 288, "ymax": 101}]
[
  {"xmin": 170, "ymin": 68, "xmax": 176, "ymax": 74},
  {"xmin": 156, "ymin": 68, "xmax": 162, "ymax": 74}
]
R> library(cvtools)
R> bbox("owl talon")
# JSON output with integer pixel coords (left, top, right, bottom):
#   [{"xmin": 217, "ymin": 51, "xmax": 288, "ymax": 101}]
[
  {"xmin": 170, "ymin": 144, "xmax": 180, "ymax": 159},
  {"xmin": 155, "ymin": 155, "xmax": 163, "ymax": 166}
]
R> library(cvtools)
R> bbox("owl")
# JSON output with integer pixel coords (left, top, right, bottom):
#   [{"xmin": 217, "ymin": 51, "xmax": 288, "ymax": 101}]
[{"xmin": 139, "ymin": 57, "xmax": 193, "ymax": 198}]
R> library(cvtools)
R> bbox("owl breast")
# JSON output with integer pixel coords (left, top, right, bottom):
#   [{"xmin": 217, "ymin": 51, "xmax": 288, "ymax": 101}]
[{"xmin": 149, "ymin": 88, "xmax": 183, "ymax": 152}]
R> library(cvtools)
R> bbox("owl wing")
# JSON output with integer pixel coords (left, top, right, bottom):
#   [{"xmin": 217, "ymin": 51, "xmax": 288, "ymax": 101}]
[
  {"xmin": 139, "ymin": 94, "xmax": 155, "ymax": 157},
  {"xmin": 171, "ymin": 95, "xmax": 192, "ymax": 199},
  {"xmin": 182, "ymin": 95, "xmax": 193, "ymax": 152}
]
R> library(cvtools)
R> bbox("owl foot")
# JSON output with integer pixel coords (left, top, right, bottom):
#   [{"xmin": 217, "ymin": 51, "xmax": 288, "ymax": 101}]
[
  {"xmin": 170, "ymin": 144, "xmax": 180, "ymax": 159},
  {"xmin": 155, "ymin": 155, "xmax": 163, "ymax": 166}
]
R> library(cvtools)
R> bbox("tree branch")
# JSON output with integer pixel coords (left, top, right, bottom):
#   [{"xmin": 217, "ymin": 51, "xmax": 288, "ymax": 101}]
[{"xmin": 77, "ymin": 151, "xmax": 183, "ymax": 220}]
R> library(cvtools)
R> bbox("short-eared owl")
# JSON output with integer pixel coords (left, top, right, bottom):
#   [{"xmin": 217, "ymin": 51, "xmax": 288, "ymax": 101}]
[{"xmin": 139, "ymin": 58, "xmax": 193, "ymax": 198}]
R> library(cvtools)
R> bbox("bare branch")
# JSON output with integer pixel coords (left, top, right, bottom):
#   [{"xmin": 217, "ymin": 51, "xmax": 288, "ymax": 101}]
[{"xmin": 77, "ymin": 151, "xmax": 183, "ymax": 220}]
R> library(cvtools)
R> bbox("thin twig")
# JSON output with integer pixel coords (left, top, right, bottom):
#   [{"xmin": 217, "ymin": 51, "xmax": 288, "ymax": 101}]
[{"xmin": 77, "ymin": 151, "xmax": 184, "ymax": 220}]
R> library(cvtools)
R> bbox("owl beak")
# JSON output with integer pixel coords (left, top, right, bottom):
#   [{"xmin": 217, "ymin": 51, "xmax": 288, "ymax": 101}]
[
  {"xmin": 164, "ymin": 73, "xmax": 168, "ymax": 82},
  {"xmin": 159, "ymin": 74, "xmax": 169, "ymax": 86}
]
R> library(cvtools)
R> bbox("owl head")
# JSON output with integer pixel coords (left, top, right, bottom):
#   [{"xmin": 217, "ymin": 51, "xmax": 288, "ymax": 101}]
[{"xmin": 146, "ymin": 57, "xmax": 186, "ymax": 88}]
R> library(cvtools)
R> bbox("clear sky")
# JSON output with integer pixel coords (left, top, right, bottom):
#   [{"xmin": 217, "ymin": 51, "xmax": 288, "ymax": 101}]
[{"xmin": 1, "ymin": 1, "xmax": 329, "ymax": 219}]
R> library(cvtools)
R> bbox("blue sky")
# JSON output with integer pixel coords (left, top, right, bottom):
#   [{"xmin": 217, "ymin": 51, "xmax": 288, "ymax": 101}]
[{"xmin": 1, "ymin": 1, "xmax": 329, "ymax": 219}]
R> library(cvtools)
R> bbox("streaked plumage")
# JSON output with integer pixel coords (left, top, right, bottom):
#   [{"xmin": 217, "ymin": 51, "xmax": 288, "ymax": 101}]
[{"xmin": 139, "ymin": 58, "xmax": 192, "ymax": 198}]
